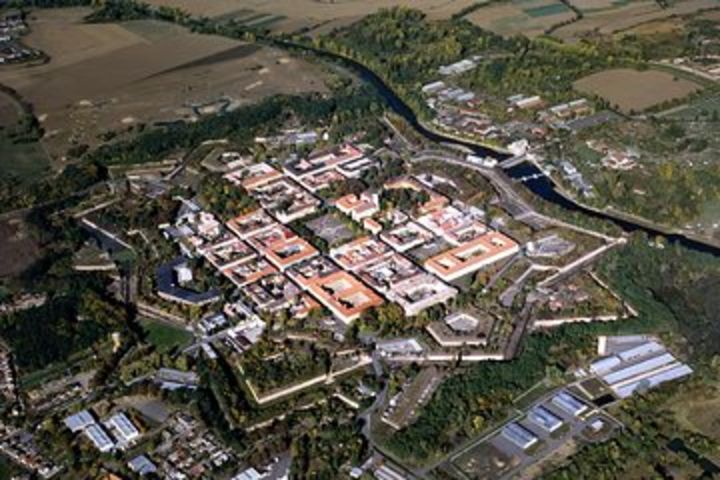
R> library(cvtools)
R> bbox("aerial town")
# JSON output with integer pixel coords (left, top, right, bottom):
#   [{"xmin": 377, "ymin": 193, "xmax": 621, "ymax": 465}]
[{"xmin": 1, "ymin": 1, "xmax": 719, "ymax": 480}]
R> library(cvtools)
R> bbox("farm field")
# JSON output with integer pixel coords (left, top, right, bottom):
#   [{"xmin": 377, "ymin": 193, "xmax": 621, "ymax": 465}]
[
  {"xmin": 145, "ymin": 0, "xmax": 481, "ymax": 35},
  {"xmin": 463, "ymin": 0, "xmax": 576, "ymax": 37},
  {"xmin": 0, "ymin": 8, "xmax": 329, "ymax": 159},
  {"xmin": 573, "ymin": 68, "xmax": 703, "ymax": 113},
  {"xmin": 567, "ymin": 0, "xmax": 643, "ymax": 14},
  {"xmin": 555, "ymin": 0, "xmax": 720, "ymax": 41}
]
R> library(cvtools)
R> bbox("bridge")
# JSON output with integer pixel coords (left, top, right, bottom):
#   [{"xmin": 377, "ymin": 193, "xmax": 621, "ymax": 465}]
[{"xmin": 498, "ymin": 154, "xmax": 526, "ymax": 169}]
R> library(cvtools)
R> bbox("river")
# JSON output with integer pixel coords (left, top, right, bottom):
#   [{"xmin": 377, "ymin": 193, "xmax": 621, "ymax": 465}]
[
  {"xmin": 274, "ymin": 39, "xmax": 720, "ymax": 256},
  {"xmin": 667, "ymin": 438, "xmax": 720, "ymax": 478}
]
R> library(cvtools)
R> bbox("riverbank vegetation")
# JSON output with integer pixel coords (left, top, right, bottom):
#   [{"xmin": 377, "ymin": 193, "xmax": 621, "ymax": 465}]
[{"xmin": 556, "ymin": 105, "xmax": 720, "ymax": 230}]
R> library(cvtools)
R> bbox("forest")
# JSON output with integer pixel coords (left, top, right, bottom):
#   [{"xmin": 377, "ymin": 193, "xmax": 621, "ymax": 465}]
[{"xmin": 0, "ymin": 289, "xmax": 125, "ymax": 372}]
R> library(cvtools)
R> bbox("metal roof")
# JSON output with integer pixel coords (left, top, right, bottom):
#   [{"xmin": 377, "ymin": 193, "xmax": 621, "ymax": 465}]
[
  {"xmin": 551, "ymin": 391, "xmax": 588, "ymax": 416},
  {"xmin": 616, "ymin": 341, "xmax": 664, "ymax": 362},
  {"xmin": 502, "ymin": 422, "xmax": 538, "ymax": 449},
  {"xmin": 128, "ymin": 455, "xmax": 157, "ymax": 475},
  {"xmin": 528, "ymin": 405, "xmax": 563, "ymax": 432},
  {"xmin": 614, "ymin": 364, "xmax": 693, "ymax": 399},
  {"xmin": 63, "ymin": 410, "xmax": 95, "ymax": 433},
  {"xmin": 601, "ymin": 353, "xmax": 676, "ymax": 386},
  {"xmin": 108, "ymin": 413, "xmax": 139, "ymax": 442},
  {"xmin": 84, "ymin": 424, "xmax": 114, "ymax": 452}
]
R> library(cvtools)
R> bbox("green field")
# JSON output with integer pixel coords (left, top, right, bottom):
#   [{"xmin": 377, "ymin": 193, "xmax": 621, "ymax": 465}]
[
  {"xmin": 0, "ymin": 138, "xmax": 51, "ymax": 185},
  {"xmin": 141, "ymin": 318, "xmax": 193, "ymax": 353},
  {"xmin": 524, "ymin": 3, "xmax": 571, "ymax": 16}
]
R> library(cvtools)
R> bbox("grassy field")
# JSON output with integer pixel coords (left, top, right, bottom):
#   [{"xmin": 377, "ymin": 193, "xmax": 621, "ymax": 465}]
[
  {"xmin": 464, "ymin": 0, "xmax": 576, "ymax": 37},
  {"xmin": 664, "ymin": 94, "xmax": 720, "ymax": 121},
  {"xmin": 574, "ymin": 68, "xmax": 703, "ymax": 113},
  {"xmin": 141, "ymin": 318, "xmax": 193, "ymax": 353},
  {"xmin": 0, "ymin": 8, "xmax": 328, "ymax": 159},
  {"xmin": 667, "ymin": 383, "xmax": 720, "ymax": 442},
  {"xmin": 0, "ymin": 138, "xmax": 51, "ymax": 185}
]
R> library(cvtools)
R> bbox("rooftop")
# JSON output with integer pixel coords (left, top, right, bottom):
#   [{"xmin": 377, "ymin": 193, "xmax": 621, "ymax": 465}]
[
  {"xmin": 304, "ymin": 270, "xmax": 383, "ymax": 324},
  {"xmin": 283, "ymin": 144, "xmax": 364, "ymax": 178},
  {"xmin": 334, "ymin": 192, "xmax": 380, "ymax": 222},
  {"xmin": 356, "ymin": 253, "xmax": 456, "ymax": 316},
  {"xmin": 287, "ymin": 256, "xmax": 340, "ymax": 288},
  {"xmin": 426, "ymin": 311, "xmax": 493, "ymax": 348},
  {"xmin": 223, "ymin": 255, "xmax": 277, "ymax": 287},
  {"xmin": 84, "ymin": 424, "xmax": 115, "ymax": 453},
  {"xmin": 156, "ymin": 257, "xmax": 221, "ymax": 306},
  {"xmin": 64, "ymin": 410, "xmax": 95, "ymax": 433},
  {"xmin": 592, "ymin": 337, "xmax": 693, "ymax": 399},
  {"xmin": 224, "ymin": 162, "xmax": 283, "ymax": 190},
  {"xmin": 384, "ymin": 176, "xmax": 449, "ymax": 215},
  {"xmin": 248, "ymin": 178, "xmax": 320, "ymax": 224},
  {"xmin": 424, "ymin": 231, "xmax": 519, "ymax": 281},
  {"xmin": 247, "ymin": 224, "xmax": 319, "ymax": 270},
  {"xmin": 245, "ymin": 273, "xmax": 302, "ymax": 313},
  {"xmin": 330, "ymin": 236, "xmax": 392, "ymax": 272},
  {"xmin": 415, "ymin": 205, "xmax": 478, "ymax": 245},
  {"xmin": 200, "ymin": 235, "xmax": 256, "ymax": 270},
  {"xmin": 380, "ymin": 221, "xmax": 434, "ymax": 253},
  {"xmin": 226, "ymin": 210, "xmax": 277, "ymax": 240}
]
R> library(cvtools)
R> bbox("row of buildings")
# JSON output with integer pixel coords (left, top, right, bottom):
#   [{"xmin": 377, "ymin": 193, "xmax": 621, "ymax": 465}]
[
  {"xmin": 162, "ymin": 144, "xmax": 520, "ymax": 325},
  {"xmin": 64, "ymin": 409, "xmax": 142, "ymax": 453}
]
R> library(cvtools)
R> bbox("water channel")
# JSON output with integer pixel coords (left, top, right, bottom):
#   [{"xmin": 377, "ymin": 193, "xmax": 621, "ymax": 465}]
[{"xmin": 275, "ymin": 39, "xmax": 720, "ymax": 256}]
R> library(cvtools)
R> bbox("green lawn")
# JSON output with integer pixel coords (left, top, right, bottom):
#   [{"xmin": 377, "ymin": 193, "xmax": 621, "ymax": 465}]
[
  {"xmin": 141, "ymin": 318, "xmax": 193, "ymax": 353},
  {"xmin": 0, "ymin": 138, "xmax": 51, "ymax": 185}
]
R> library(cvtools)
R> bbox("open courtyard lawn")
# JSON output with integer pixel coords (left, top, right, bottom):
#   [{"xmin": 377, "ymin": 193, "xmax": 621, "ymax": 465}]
[
  {"xmin": 0, "ymin": 8, "xmax": 328, "ymax": 159},
  {"xmin": 141, "ymin": 318, "xmax": 193, "ymax": 353},
  {"xmin": 0, "ymin": 138, "xmax": 51, "ymax": 185},
  {"xmin": 573, "ymin": 68, "xmax": 703, "ymax": 113}
]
